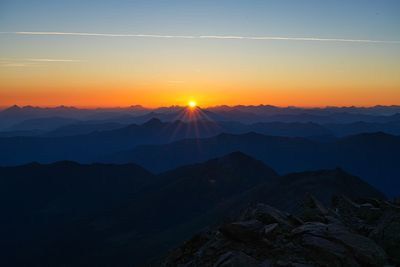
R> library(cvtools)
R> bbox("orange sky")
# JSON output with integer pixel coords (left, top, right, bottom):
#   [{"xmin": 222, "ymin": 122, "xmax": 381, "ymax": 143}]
[{"xmin": 1, "ymin": 61, "xmax": 399, "ymax": 108}]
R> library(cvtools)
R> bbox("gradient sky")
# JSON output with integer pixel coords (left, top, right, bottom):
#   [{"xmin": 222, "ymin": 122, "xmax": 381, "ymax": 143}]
[{"xmin": 1, "ymin": 0, "xmax": 400, "ymax": 107}]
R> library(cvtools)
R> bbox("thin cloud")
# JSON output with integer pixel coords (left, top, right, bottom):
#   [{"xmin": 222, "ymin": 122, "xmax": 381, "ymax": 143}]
[
  {"xmin": 24, "ymin": 58, "xmax": 85, "ymax": 62},
  {"xmin": 0, "ymin": 63, "xmax": 33, "ymax": 67},
  {"xmin": 0, "ymin": 57, "xmax": 84, "ymax": 67},
  {"xmin": 2, "ymin": 31, "xmax": 400, "ymax": 44}
]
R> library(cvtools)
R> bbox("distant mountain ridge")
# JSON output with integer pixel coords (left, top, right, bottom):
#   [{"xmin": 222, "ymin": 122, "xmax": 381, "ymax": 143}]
[
  {"xmin": 4, "ymin": 116, "xmax": 400, "ymax": 139},
  {"xmin": 104, "ymin": 131, "xmax": 400, "ymax": 197},
  {"xmin": 0, "ymin": 115, "xmax": 399, "ymax": 196},
  {"xmin": 2, "ymin": 104, "xmax": 400, "ymax": 130},
  {"xmin": 0, "ymin": 119, "xmax": 222, "ymax": 165}
]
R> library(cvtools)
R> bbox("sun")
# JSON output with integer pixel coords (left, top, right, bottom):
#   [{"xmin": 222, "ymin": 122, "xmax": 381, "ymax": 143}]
[{"xmin": 188, "ymin": 101, "xmax": 197, "ymax": 108}]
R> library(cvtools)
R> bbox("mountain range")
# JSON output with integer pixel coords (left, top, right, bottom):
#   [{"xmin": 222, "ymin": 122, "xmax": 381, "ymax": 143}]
[
  {"xmin": 1, "ymin": 117, "xmax": 399, "ymax": 196},
  {"xmin": 104, "ymin": 131, "xmax": 400, "ymax": 197},
  {"xmin": 1, "ymin": 104, "xmax": 399, "ymax": 266},
  {"xmin": 2, "ymin": 105, "xmax": 400, "ymax": 131},
  {"xmin": 0, "ymin": 152, "xmax": 385, "ymax": 267}
]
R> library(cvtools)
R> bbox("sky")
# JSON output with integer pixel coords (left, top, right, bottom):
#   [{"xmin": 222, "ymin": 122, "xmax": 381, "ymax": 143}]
[{"xmin": 0, "ymin": 0, "xmax": 400, "ymax": 108}]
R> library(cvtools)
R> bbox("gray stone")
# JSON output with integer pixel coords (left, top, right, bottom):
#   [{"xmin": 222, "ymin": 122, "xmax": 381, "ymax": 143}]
[
  {"xmin": 333, "ymin": 230, "xmax": 386, "ymax": 266},
  {"xmin": 263, "ymin": 223, "xmax": 279, "ymax": 237},
  {"xmin": 292, "ymin": 222, "xmax": 386, "ymax": 267},
  {"xmin": 159, "ymin": 198, "xmax": 400, "ymax": 267},
  {"xmin": 220, "ymin": 219, "xmax": 264, "ymax": 243},
  {"xmin": 213, "ymin": 251, "xmax": 259, "ymax": 267},
  {"xmin": 370, "ymin": 213, "xmax": 400, "ymax": 265},
  {"xmin": 357, "ymin": 203, "xmax": 382, "ymax": 222},
  {"xmin": 242, "ymin": 204, "xmax": 293, "ymax": 228}
]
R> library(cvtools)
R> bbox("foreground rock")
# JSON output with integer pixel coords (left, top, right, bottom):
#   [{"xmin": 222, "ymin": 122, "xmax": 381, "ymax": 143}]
[{"xmin": 158, "ymin": 196, "xmax": 400, "ymax": 267}]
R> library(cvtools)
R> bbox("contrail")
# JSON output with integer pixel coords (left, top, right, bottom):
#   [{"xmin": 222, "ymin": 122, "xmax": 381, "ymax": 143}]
[
  {"xmin": 0, "ymin": 57, "xmax": 85, "ymax": 67},
  {"xmin": 0, "ymin": 57, "xmax": 84, "ymax": 63},
  {"xmin": 24, "ymin": 58, "xmax": 84, "ymax": 62},
  {"xmin": 1, "ymin": 31, "xmax": 399, "ymax": 44}
]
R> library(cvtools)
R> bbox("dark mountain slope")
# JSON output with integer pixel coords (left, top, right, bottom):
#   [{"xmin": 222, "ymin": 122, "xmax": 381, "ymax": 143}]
[
  {"xmin": 106, "ymin": 132, "xmax": 400, "ymax": 196},
  {"xmin": 0, "ymin": 162, "xmax": 154, "ymax": 265},
  {"xmin": 45, "ymin": 152, "xmax": 279, "ymax": 267},
  {"xmin": 233, "ymin": 168, "xmax": 385, "ymax": 213},
  {"xmin": 106, "ymin": 132, "xmax": 321, "ymax": 172},
  {"xmin": 143, "ymin": 167, "xmax": 385, "ymax": 267},
  {"xmin": 18, "ymin": 153, "xmax": 383, "ymax": 267},
  {"xmin": 0, "ymin": 152, "xmax": 389, "ymax": 266}
]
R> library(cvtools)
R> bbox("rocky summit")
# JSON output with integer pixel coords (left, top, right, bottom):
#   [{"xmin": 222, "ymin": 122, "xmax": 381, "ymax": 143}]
[{"xmin": 159, "ymin": 195, "xmax": 400, "ymax": 267}]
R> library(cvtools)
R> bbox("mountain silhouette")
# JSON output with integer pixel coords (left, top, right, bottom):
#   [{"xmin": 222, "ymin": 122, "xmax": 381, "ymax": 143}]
[
  {"xmin": 2, "ymin": 104, "xmax": 400, "ymax": 131},
  {"xmin": 0, "ymin": 118, "xmax": 223, "ymax": 165},
  {"xmin": 44, "ymin": 122, "xmax": 126, "ymax": 137},
  {"xmin": 7, "ymin": 116, "xmax": 80, "ymax": 131},
  {"xmin": 104, "ymin": 132, "xmax": 400, "ymax": 196},
  {"xmin": 0, "ymin": 152, "xmax": 386, "ymax": 266},
  {"xmin": 1, "ymin": 127, "xmax": 397, "ymax": 195}
]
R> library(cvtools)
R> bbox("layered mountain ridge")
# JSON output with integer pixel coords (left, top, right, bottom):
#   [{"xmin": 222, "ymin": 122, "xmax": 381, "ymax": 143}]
[{"xmin": 0, "ymin": 152, "xmax": 387, "ymax": 266}]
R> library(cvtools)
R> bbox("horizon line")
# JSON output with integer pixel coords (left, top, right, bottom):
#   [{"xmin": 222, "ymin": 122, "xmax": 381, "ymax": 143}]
[
  {"xmin": 1, "ymin": 103, "xmax": 400, "ymax": 111},
  {"xmin": 1, "ymin": 31, "xmax": 400, "ymax": 44}
]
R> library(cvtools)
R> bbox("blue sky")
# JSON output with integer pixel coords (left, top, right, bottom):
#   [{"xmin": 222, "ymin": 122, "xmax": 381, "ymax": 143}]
[{"xmin": 1, "ymin": 0, "xmax": 399, "ymax": 38}]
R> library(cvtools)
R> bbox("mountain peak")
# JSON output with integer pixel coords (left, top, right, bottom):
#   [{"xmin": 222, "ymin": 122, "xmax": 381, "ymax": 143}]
[
  {"xmin": 203, "ymin": 151, "xmax": 278, "ymax": 179},
  {"xmin": 219, "ymin": 151, "xmax": 255, "ymax": 162},
  {"xmin": 3, "ymin": 104, "xmax": 21, "ymax": 112}
]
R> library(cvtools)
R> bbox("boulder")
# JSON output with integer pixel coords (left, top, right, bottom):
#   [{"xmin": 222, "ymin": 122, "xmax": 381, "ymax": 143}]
[
  {"xmin": 241, "ymin": 204, "xmax": 293, "ymax": 229},
  {"xmin": 159, "ymin": 198, "xmax": 400, "ymax": 267},
  {"xmin": 263, "ymin": 223, "xmax": 279, "ymax": 238},
  {"xmin": 275, "ymin": 260, "xmax": 316, "ymax": 267},
  {"xmin": 370, "ymin": 213, "xmax": 400, "ymax": 265},
  {"xmin": 332, "ymin": 195, "xmax": 360, "ymax": 215},
  {"xmin": 357, "ymin": 203, "xmax": 382, "ymax": 222},
  {"xmin": 220, "ymin": 219, "xmax": 264, "ymax": 243},
  {"xmin": 292, "ymin": 222, "xmax": 386, "ymax": 267},
  {"xmin": 299, "ymin": 234, "xmax": 356, "ymax": 266},
  {"xmin": 213, "ymin": 251, "xmax": 259, "ymax": 267},
  {"xmin": 300, "ymin": 194, "xmax": 330, "ymax": 223}
]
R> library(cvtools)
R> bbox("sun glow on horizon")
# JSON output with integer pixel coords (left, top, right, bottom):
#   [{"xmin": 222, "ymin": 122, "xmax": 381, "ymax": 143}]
[{"xmin": 188, "ymin": 101, "xmax": 197, "ymax": 108}]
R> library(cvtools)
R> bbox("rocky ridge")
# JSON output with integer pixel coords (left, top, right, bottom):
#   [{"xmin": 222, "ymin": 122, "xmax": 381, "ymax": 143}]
[{"xmin": 159, "ymin": 195, "xmax": 400, "ymax": 267}]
